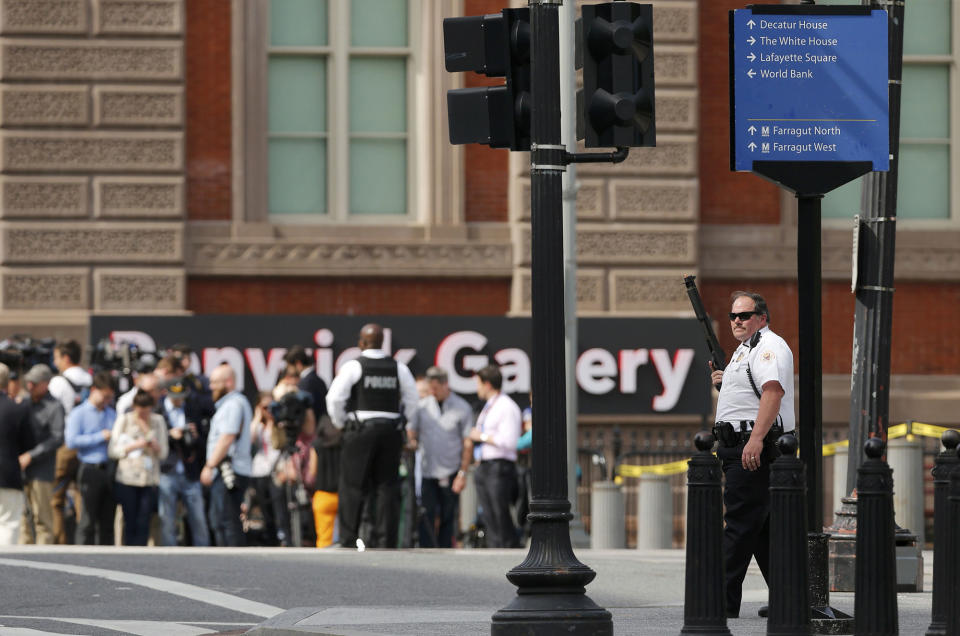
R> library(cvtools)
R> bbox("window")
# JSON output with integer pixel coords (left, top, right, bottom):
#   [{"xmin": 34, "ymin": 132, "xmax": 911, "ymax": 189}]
[
  {"xmin": 266, "ymin": 0, "xmax": 411, "ymax": 221},
  {"xmin": 823, "ymin": 0, "xmax": 955, "ymax": 221}
]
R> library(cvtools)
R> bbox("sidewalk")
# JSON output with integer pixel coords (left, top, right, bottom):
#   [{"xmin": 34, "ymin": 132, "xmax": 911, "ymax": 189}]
[{"xmin": 246, "ymin": 548, "xmax": 934, "ymax": 635}]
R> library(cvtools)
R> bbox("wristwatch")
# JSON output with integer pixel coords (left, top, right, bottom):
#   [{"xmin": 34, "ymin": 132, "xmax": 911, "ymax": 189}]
[{"xmin": 480, "ymin": 433, "xmax": 489, "ymax": 443}]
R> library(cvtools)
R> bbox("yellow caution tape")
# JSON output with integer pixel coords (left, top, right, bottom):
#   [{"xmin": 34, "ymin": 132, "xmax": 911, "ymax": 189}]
[
  {"xmin": 613, "ymin": 422, "xmax": 959, "ymax": 479},
  {"xmin": 908, "ymin": 422, "xmax": 952, "ymax": 439}
]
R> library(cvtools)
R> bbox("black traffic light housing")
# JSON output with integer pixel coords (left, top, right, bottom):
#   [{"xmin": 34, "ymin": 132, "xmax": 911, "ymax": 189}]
[
  {"xmin": 443, "ymin": 9, "xmax": 531, "ymax": 151},
  {"xmin": 581, "ymin": 2, "xmax": 656, "ymax": 148}
]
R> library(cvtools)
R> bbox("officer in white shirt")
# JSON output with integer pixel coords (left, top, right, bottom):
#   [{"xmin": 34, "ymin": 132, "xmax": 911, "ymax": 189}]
[
  {"xmin": 708, "ymin": 291, "xmax": 795, "ymax": 619},
  {"xmin": 326, "ymin": 324, "xmax": 418, "ymax": 549}
]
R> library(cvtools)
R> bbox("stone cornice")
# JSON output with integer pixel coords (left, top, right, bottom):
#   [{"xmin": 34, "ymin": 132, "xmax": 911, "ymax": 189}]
[
  {"xmin": 187, "ymin": 231, "xmax": 514, "ymax": 278},
  {"xmin": 700, "ymin": 224, "xmax": 960, "ymax": 281}
]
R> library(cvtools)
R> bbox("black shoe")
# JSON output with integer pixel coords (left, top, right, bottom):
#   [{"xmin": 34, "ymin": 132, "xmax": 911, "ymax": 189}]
[
  {"xmin": 726, "ymin": 610, "xmax": 738, "ymax": 619},
  {"xmin": 758, "ymin": 605, "xmax": 769, "ymax": 618}
]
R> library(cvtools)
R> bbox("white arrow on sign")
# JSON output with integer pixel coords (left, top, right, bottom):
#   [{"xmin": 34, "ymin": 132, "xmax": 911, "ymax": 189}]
[
  {"xmin": 747, "ymin": 69, "xmax": 756, "ymax": 78},
  {"xmin": 747, "ymin": 53, "xmax": 756, "ymax": 62},
  {"xmin": 748, "ymin": 142, "xmax": 757, "ymax": 152},
  {"xmin": 748, "ymin": 125, "xmax": 757, "ymax": 135},
  {"xmin": 747, "ymin": 36, "xmax": 756, "ymax": 45},
  {"xmin": 747, "ymin": 19, "xmax": 756, "ymax": 29}
]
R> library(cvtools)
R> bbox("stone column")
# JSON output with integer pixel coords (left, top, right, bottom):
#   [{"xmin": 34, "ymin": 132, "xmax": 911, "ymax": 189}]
[{"xmin": 0, "ymin": 0, "xmax": 187, "ymax": 339}]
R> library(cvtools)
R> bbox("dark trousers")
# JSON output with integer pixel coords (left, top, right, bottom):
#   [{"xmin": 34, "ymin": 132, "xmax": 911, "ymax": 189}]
[
  {"xmin": 250, "ymin": 475, "xmax": 280, "ymax": 546},
  {"xmin": 718, "ymin": 444, "xmax": 772, "ymax": 615},
  {"xmin": 76, "ymin": 463, "xmax": 115, "ymax": 546},
  {"xmin": 420, "ymin": 474, "xmax": 459, "ymax": 548},
  {"xmin": 208, "ymin": 473, "xmax": 249, "ymax": 547},
  {"xmin": 338, "ymin": 418, "xmax": 403, "ymax": 548},
  {"xmin": 114, "ymin": 483, "xmax": 157, "ymax": 546},
  {"xmin": 475, "ymin": 459, "xmax": 519, "ymax": 548}
]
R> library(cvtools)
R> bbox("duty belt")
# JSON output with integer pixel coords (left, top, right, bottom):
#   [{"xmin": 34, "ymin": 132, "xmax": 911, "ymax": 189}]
[{"xmin": 713, "ymin": 421, "xmax": 785, "ymax": 448}]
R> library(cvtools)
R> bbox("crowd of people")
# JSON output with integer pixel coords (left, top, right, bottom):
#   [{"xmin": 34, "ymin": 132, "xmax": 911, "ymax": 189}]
[{"xmin": 0, "ymin": 326, "xmax": 533, "ymax": 549}]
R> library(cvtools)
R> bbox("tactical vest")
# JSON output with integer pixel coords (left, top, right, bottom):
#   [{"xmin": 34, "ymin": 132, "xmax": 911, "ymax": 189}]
[{"xmin": 347, "ymin": 356, "xmax": 401, "ymax": 414}]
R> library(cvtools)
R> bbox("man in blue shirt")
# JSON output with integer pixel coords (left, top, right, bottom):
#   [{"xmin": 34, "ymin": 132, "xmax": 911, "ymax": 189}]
[
  {"xmin": 65, "ymin": 371, "xmax": 117, "ymax": 545},
  {"xmin": 200, "ymin": 364, "xmax": 252, "ymax": 546}
]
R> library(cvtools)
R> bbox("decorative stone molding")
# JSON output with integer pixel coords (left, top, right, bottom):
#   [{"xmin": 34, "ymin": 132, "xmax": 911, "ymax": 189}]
[
  {"xmin": 652, "ymin": 1, "xmax": 697, "ymax": 42},
  {"xmin": 94, "ymin": 85, "xmax": 183, "ymax": 127},
  {"xmin": 0, "ymin": 85, "xmax": 89, "ymax": 126},
  {"xmin": 655, "ymin": 89, "xmax": 697, "ymax": 132},
  {"xmin": 517, "ymin": 177, "xmax": 606, "ymax": 221},
  {"xmin": 653, "ymin": 45, "xmax": 696, "ymax": 86},
  {"xmin": 513, "ymin": 267, "xmax": 607, "ymax": 314},
  {"xmin": 610, "ymin": 178, "xmax": 697, "ymax": 222},
  {"xmin": 577, "ymin": 135, "xmax": 697, "ymax": 177},
  {"xmin": 0, "ymin": 266, "xmax": 88, "ymax": 309},
  {"xmin": 94, "ymin": 267, "xmax": 184, "ymax": 310},
  {"xmin": 0, "ymin": 176, "xmax": 88, "ymax": 218},
  {"xmin": 94, "ymin": 176, "xmax": 183, "ymax": 218},
  {"xmin": 187, "ymin": 235, "xmax": 513, "ymax": 277},
  {"xmin": 699, "ymin": 224, "xmax": 960, "ymax": 281},
  {"xmin": 517, "ymin": 223, "xmax": 697, "ymax": 266},
  {"xmin": 0, "ymin": 131, "xmax": 183, "ymax": 173},
  {"xmin": 610, "ymin": 268, "xmax": 692, "ymax": 312},
  {"xmin": 1, "ymin": 221, "xmax": 183, "ymax": 264},
  {"xmin": 0, "ymin": 40, "xmax": 182, "ymax": 81},
  {"xmin": 93, "ymin": 0, "xmax": 182, "ymax": 36},
  {"xmin": 0, "ymin": 0, "xmax": 87, "ymax": 35}
]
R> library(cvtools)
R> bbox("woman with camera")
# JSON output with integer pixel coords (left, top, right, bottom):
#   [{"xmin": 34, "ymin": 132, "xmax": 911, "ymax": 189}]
[{"xmin": 108, "ymin": 390, "xmax": 168, "ymax": 546}]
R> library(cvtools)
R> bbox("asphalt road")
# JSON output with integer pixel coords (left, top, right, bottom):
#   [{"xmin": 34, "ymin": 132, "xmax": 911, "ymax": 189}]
[{"xmin": 0, "ymin": 546, "xmax": 934, "ymax": 635}]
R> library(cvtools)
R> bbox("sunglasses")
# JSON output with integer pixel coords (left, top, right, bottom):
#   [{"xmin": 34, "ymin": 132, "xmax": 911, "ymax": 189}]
[{"xmin": 729, "ymin": 310, "xmax": 761, "ymax": 322}]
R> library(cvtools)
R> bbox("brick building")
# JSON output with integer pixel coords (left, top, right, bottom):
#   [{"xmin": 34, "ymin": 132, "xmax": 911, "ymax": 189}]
[{"xmin": 0, "ymin": 0, "xmax": 957, "ymax": 436}]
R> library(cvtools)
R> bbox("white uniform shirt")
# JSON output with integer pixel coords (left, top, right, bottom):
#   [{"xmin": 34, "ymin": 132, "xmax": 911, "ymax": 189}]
[
  {"xmin": 715, "ymin": 326, "xmax": 795, "ymax": 432},
  {"xmin": 325, "ymin": 349, "xmax": 418, "ymax": 429}
]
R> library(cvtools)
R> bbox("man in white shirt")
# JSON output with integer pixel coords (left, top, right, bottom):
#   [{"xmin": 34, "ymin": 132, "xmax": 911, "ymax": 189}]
[
  {"xmin": 326, "ymin": 324, "xmax": 418, "ymax": 548},
  {"xmin": 708, "ymin": 291, "xmax": 795, "ymax": 618},
  {"xmin": 469, "ymin": 364, "xmax": 522, "ymax": 548},
  {"xmin": 47, "ymin": 340, "xmax": 92, "ymax": 544}
]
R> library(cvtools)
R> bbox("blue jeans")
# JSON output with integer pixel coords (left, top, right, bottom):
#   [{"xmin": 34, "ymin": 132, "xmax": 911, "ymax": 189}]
[
  {"xmin": 158, "ymin": 471, "xmax": 209, "ymax": 547},
  {"xmin": 208, "ymin": 473, "xmax": 249, "ymax": 547},
  {"xmin": 419, "ymin": 475, "xmax": 459, "ymax": 548},
  {"xmin": 113, "ymin": 483, "xmax": 157, "ymax": 546}
]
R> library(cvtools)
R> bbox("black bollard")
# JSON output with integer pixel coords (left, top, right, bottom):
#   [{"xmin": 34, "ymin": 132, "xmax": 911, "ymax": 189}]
[
  {"xmin": 926, "ymin": 429, "xmax": 960, "ymax": 636},
  {"xmin": 948, "ymin": 440, "xmax": 960, "ymax": 636},
  {"xmin": 680, "ymin": 432, "xmax": 731, "ymax": 636},
  {"xmin": 768, "ymin": 434, "xmax": 809, "ymax": 636},
  {"xmin": 854, "ymin": 437, "xmax": 898, "ymax": 636}
]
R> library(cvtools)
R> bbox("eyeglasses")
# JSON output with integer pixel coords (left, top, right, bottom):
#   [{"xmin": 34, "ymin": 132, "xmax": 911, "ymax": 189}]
[{"xmin": 729, "ymin": 311, "xmax": 761, "ymax": 322}]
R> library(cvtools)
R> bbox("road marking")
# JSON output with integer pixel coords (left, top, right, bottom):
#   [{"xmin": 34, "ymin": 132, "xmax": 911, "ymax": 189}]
[
  {"xmin": 0, "ymin": 558, "xmax": 283, "ymax": 618},
  {"xmin": 0, "ymin": 617, "xmax": 255, "ymax": 636}
]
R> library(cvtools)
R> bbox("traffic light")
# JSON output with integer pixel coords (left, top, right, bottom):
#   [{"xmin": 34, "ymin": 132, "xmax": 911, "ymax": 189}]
[
  {"xmin": 581, "ymin": 2, "xmax": 656, "ymax": 148},
  {"xmin": 443, "ymin": 9, "xmax": 531, "ymax": 151}
]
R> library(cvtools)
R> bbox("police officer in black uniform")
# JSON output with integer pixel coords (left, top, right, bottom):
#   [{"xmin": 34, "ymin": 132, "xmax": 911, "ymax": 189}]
[
  {"xmin": 709, "ymin": 291, "xmax": 796, "ymax": 618},
  {"xmin": 325, "ymin": 324, "xmax": 418, "ymax": 549}
]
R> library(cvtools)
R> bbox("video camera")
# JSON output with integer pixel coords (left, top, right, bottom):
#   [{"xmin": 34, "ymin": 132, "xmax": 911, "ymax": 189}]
[
  {"xmin": 90, "ymin": 338, "xmax": 158, "ymax": 377},
  {"xmin": 269, "ymin": 390, "xmax": 313, "ymax": 452},
  {"xmin": 0, "ymin": 335, "xmax": 55, "ymax": 379}
]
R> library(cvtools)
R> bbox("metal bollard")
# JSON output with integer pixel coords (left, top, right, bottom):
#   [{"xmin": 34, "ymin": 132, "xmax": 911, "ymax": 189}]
[
  {"xmin": 767, "ymin": 435, "xmax": 809, "ymax": 636},
  {"xmin": 948, "ymin": 439, "xmax": 960, "ymax": 636},
  {"xmin": 831, "ymin": 443, "xmax": 849, "ymax": 525},
  {"xmin": 926, "ymin": 429, "xmax": 959, "ymax": 636},
  {"xmin": 590, "ymin": 481, "xmax": 625, "ymax": 549},
  {"xmin": 637, "ymin": 472, "xmax": 672, "ymax": 549},
  {"xmin": 887, "ymin": 434, "xmax": 925, "ymax": 544},
  {"xmin": 680, "ymin": 432, "xmax": 730, "ymax": 636},
  {"xmin": 854, "ymin": 437, "xmax": 898, "ymax": 636}
]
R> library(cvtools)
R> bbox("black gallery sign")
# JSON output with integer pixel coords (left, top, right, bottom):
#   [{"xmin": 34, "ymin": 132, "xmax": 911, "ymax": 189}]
[{"xmin": 89, "ymin": 316, "xmax": 712, "ymax": 416}]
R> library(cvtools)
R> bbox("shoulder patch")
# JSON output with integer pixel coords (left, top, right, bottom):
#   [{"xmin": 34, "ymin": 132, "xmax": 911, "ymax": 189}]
[{"xmin": 760, "ymin": 350, "xmax": 775, "ymax": 362}]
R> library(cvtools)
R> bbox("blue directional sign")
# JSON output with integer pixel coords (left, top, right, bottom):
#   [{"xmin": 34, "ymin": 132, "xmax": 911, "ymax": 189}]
[{"xmin": 731, "ymin": 8, "xmax": 889, "ymax": 172}]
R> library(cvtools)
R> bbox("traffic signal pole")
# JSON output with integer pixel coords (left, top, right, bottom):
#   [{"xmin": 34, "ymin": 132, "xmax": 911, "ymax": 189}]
[{"xmin": 491, "ymin": 2, "xmax": 612, "ymax": 633}]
